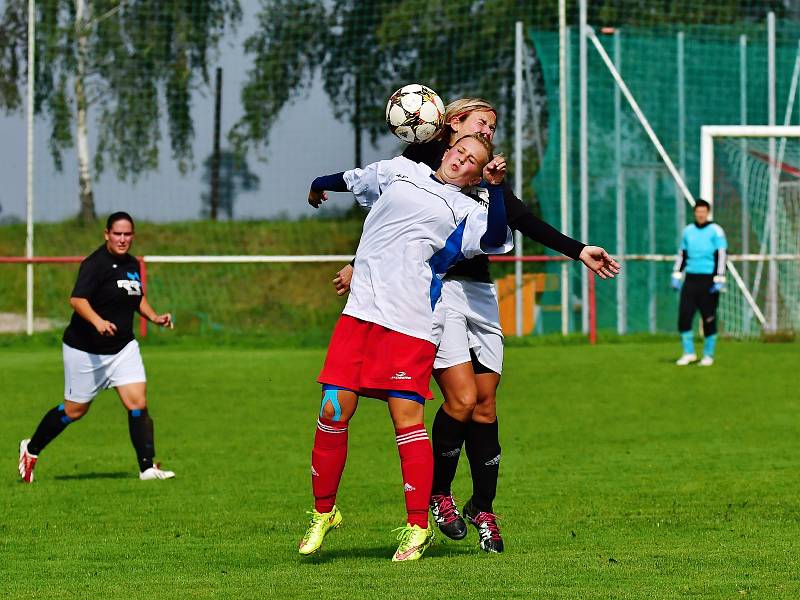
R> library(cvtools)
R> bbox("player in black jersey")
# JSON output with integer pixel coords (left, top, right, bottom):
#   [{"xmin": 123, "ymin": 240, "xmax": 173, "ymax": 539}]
[
  {"xmin": 18, "ymin": 212, "xmax": 175, "ymax": 483},
  {"xmin": 333, "ymin": 98, "xmax": 619, "ymax": 553}
]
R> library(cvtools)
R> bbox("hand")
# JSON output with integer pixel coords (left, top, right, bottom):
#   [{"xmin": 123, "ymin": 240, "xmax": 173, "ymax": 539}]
[
  {"xmin": 95, "ymin": 319, "xmax": 117, "ymax": 336},
  {"xmin": 152, "ymin": 313, "xmax": 174, "ymax": 329},
  {"xmin": 578, "ymin": 246, "xmax": 621, "ymax": 280},
  {"xmin": 308, "ymin": 188, "xmax": 328, "ymax": 209},
  {"xmin": 332, "ymin": 264, "xmax": 353, "ymax": 297},
  {"xmin": 710, "ymin": 275, "xmax": 726, "ymax": 294},
  {"xmin": 483, "ymin": 155, "xmax": 507, "ymax": 186},
  {"xmin": 671, "ymin": 271, "xmax": 683, "ymax": 290}
]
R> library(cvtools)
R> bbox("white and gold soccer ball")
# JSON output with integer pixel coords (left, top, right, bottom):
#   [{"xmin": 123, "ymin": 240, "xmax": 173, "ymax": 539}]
[{"xmin": 385, "ymin": 84, "xmax": 446, "ymax": 143}]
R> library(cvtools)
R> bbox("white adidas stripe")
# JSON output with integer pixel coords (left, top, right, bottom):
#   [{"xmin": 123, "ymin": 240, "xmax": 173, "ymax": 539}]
[
  {"xmin": 396, "ymin": 433, "xmax": 429, "ymax": 446},
  {"xmin": 396, "ymin": 429, "xmax": 428, "ymax": 443},
  {"xmin": 317, "ymin": 419, "xmax": 347, "ymax": 433}
]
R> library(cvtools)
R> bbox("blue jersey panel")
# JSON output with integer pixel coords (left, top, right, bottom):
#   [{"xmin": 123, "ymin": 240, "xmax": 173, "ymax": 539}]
[
  {"xmin": 683, "ymin": 223, "xmax": 727, "ymax": 275},
  {"xmin": 429, "ymin": 219, "xmax": 467, "ymax": 310}
]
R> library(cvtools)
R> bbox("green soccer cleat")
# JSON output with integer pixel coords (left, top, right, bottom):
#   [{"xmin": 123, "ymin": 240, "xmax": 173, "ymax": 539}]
[
  {"xmin": 391, "ymin": 523, "xmax": 435, "ymax": 562},
  {"xmin": 298, "ymin": 506, "xmax": 342, "ymax": 555}
]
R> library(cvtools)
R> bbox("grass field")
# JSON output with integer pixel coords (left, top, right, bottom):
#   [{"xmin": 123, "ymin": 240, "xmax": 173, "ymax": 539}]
[{"xmin": 1, "ymin": 339, "xmax": 798, "ymax": 599}]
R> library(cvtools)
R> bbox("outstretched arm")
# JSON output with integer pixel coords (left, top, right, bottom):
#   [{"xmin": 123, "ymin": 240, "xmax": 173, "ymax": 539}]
[
  {"xmin": 138, "ymin": 296, "xmax": 173, "ymax": 329},
  {"xmin": 503, "ymin": 183, "xmax": 584, "ymax": 259},
  {"xmin": 501, "ymin": 182, "xmax": 618, "ymax": 278},
  {"xmin": 578, "ymin": 246, "xmax": 621, "ymax": 280}
]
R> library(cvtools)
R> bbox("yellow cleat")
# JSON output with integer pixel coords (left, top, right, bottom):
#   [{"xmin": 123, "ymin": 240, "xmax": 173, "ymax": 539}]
[
  {"xmin": 298, "ymin": 506, "xmax": 342, "ymax": 555},
  {"xmin": 391, "ymin": 523, "xmax": 435, "ymax": 562}
]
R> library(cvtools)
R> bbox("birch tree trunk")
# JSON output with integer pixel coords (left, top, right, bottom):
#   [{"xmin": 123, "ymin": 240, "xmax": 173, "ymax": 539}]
[{"xmin": 75, "ymin": 0, "xmax": 95, "ymax": 223}]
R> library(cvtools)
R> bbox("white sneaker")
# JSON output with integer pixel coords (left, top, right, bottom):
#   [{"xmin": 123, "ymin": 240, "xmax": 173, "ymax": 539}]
[
  {"xmin": 698, "ymin": 356, "xmax": 714, "ymax": 367},
  {"xmin": 139, "ymin": 464, "xmax": 175, "ymax": 480},
  {"xmin": 675, "ymin": 353, "xmax": 697, "ymax": 366},
  {"xmin": 19, "ymin": 439, "xmax": 38, "ymax": 483}
]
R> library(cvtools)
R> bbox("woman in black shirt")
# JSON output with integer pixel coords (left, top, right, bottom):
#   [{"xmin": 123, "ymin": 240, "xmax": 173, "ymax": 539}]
[{"xmin": 18, "ymin": 212, "xmax": 176, "ymax": 482}]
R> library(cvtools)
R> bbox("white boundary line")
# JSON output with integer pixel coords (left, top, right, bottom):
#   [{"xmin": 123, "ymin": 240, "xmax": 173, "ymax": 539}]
[
  {"xmin": 143, "ymin": 255, "xmax": 356, "ymax": 263},
  {"xmin": 139, "ymin": 254, "xmax": 800, "ymax": 264}
]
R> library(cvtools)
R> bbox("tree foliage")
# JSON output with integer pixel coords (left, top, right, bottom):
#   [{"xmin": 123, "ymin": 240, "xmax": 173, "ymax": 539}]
[
  {"xmin": 0, "ymin": 0, "xmax": 241, "ymax": 219},
  {"xmin": 234, "ymin": 0, "xmax": 789, "ymax": 166},
  {"xmin": 200, "ymin": 150, "xmax": 259, "ymax": 220}
]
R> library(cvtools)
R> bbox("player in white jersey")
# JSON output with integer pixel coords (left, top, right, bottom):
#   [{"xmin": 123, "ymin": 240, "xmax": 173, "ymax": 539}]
[
  {"xmin": 332, "ymin": 98, "xmax": 620, "ymax": 553},
  {"xmin": 298, "ymin": 134, "xmax": 513, "ymax": 562}
]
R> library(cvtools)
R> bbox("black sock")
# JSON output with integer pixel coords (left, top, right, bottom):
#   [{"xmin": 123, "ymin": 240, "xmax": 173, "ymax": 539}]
[
  {"xmin": 465, "ymin": 419, "xmax": 501, "ymax": 513},
  {"xmin": 128, "ymin": 408, "xmax": 155, "ymax": 472},
  {"xmin": 28, "ymin": 404, "xmax": 74, "ymax": 455},
  {"xmin": 431, "ymin": 406, "xmax": 469, "ymax": 496}
]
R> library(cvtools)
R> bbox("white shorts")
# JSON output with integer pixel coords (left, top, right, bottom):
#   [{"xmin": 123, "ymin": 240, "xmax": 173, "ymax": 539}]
[
  {"xmin": 434, "ymin": 278, "xmax": 504, "ymax": 374},
  {"xmin": 63, "ymin": 340, "xmax": 147, "ymax": 403}
]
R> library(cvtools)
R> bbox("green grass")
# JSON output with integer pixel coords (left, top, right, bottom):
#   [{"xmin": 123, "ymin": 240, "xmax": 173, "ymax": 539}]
[{"xmin": 1, "ymin": 340, "xmax": 798, "ymax": 599}]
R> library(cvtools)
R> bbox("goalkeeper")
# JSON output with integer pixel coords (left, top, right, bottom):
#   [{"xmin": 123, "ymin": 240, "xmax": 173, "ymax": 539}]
[{"xmin": 671, "ymin": 199, "xmax": 728, "ymax": 366}]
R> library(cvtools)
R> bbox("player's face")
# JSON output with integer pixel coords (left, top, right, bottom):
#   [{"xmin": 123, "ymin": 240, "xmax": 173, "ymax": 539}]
[
  {"xmin": 438, "ymin": 138, "xmax": 489, "ymax": 187},
  {"xmin": 694, "ymin": 205, "xmax": 710, "ymax": 225},
  {"xmin": 450, "ymin": 110, "xmax": 497, "ymax": 143},
  {"xmin": 104, "ymin": 219, "xmax": 135, "ymax": 256}
]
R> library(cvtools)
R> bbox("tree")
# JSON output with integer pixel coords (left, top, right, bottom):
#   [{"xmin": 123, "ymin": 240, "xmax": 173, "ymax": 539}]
[
  {"xmin": 233, "ymin": 0, "xmax": 787, "ymax": 181},
  {"xmin": 200, "ymin": 150, "xmax": 259, "ymax": 220},
  {"xmin": 0, "ymin": 0, "xmax": 241, "ymax": 223}
]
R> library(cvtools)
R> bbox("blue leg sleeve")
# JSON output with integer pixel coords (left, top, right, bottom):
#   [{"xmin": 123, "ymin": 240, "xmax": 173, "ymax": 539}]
[
  {"xmin": 680, "ymin": 331, "xmax": 695, "ymax": 355},
  {"xmin": 703, "ymin": 334, "xmax": 717, "ymax": 358}
]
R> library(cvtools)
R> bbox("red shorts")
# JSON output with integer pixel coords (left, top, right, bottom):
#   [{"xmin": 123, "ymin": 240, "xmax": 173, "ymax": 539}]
[{"xmin": 318, "ymin": 315, "xmax": 436, "ymax": 401}]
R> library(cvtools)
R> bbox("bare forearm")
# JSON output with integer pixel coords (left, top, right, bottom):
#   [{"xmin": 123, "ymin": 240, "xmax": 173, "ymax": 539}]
[
  {"xmin": 70, "ymin": 297, "xmax": 104, "ymax": 328},
  {"xmin": 137, "ymin": 296, "xmax": 158, "ymax": 322}
]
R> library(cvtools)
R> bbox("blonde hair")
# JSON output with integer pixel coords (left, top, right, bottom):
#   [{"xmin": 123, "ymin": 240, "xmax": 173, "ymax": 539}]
[
  {"xmin": 452, "ymin": 133, "xmax": 495, "ymax": 165},
  {"xmin": 437, "ymin": 98, "xmax": 497, "ymax": 141}
]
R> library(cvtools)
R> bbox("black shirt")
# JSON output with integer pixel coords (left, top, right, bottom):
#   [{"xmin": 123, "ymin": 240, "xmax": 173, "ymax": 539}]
[
  {"xmin": 62, "ymin": 245, "xmax": 143, "ymax": 354},
  {"xmin": 402, "ymin": 140, "xmax": 585, "ymax": 283}
]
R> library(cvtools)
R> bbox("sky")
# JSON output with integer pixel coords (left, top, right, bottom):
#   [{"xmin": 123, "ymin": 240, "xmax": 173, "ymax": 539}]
[{"xmin": 0, "ymin": 2, "xmax": 401, "ymax": 224}]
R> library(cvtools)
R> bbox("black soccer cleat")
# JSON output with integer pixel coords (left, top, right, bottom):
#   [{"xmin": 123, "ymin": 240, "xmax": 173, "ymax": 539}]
[
  {"xmin": 430, "ymin": 493, "xmax": 468, "ymax": 540},
  {"xmin": 463, "ymin": 499, "xmax": 504, "ymax": 553}
]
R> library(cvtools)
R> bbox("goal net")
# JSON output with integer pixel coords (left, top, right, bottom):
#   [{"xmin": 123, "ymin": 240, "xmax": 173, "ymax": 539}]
[{"xmin": 703, "ymin": 125, "xmax": 800, "ymax": 337}]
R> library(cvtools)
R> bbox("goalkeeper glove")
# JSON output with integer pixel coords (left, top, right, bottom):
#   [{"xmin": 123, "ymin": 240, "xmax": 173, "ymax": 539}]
[
  {"xmin": 710, "ymin": 275, "xmax": 726, "ymax": 294},
  {"xmin": 670, "ymin": 271, "xmax": 683, "ymax": 290}
]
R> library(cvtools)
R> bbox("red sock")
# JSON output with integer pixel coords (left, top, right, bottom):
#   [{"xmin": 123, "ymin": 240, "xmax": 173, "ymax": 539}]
[
  {"xmin": 395, "ymin": 424, "xmax": 433, "ymax": 528},
  {"xmin": 311, "ymin": 418, "xmax": 348, "ymax": 513}
]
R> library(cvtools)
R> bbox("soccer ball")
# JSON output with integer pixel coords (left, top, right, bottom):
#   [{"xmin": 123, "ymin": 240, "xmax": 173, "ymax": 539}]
[{"xmin": 385, "ymin": 84, "xmax": 446, "ymax": 143}]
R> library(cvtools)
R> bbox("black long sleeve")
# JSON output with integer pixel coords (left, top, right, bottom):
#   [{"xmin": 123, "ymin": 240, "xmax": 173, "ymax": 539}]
[
  {"xmin": 311, "ymin": 172, "xmax": 348, "ymax": 192},
  {"xmin": 502, "ymin": 181, "xmax": 585, "ymax": 260}
]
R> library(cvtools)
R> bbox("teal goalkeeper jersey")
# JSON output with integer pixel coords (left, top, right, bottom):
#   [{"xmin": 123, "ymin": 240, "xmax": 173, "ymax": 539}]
[{"xmin": 676, "ymin": 222, "xmax": 728, "ymax": 275}]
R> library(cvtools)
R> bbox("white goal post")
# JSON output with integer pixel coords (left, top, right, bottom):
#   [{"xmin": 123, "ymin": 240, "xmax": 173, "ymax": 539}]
[{"xmin": 700, "ymin": 125, "xmax": 800, "ymax": 334}]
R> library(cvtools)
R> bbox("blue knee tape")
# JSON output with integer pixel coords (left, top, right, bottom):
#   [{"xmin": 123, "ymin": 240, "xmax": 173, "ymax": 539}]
[
  {"xmin": 130, "ymin": 408, "xmax": 142, "ymax": 417},
  {"xmin": 320, "ymin": 384, "xmax": 354, "ymax": 421}
]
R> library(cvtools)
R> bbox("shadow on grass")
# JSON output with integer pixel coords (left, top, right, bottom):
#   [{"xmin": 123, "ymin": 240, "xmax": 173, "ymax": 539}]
[
  {"xmin": 53, "ymin": 471, "xmax": 130, "ymax": 481},
  {"xmin": 298, "ymin": 541, "xmax": 477, "ymax": 564}
]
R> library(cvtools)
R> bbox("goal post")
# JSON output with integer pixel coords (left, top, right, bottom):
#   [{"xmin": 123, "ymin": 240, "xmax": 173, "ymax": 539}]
[{"xmin": 700, "ymin": 125, "xmax": 800, "ymax": 336}]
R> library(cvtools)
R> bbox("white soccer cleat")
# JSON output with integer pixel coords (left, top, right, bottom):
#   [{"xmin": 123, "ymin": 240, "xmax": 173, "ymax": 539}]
[
  {"xmin": 675, "ymin": 353, "xmax": 697, "ymax": 366},
  {"xmin": 18, "ymin": 439, "xmax": 38, "ymax": 483},
  {"xmin": 139, "ymin": 464, "xmax": 175, "ymax": 480},
  {"xmin": 698, "ymin": 356, "xmax": 714, "ymax": 367}
]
